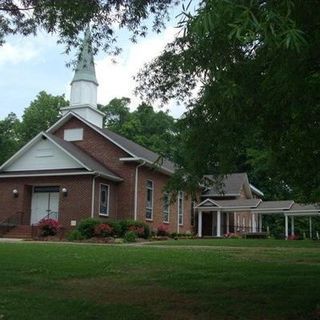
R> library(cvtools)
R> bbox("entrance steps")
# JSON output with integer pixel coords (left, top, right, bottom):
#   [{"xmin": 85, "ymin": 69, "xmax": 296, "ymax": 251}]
[{"xmin": 4, "ymin": 225, "xmax": 33, "ymax": 240}]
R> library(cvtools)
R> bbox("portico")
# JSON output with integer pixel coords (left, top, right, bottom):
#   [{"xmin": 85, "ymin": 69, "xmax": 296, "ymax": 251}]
[{"xmin": 196, "ymin": 199, "xmax": 320, "ymax": 239}]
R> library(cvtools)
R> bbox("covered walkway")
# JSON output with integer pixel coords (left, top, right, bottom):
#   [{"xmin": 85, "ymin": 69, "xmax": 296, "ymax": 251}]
[{"xmin": 195, "ymin": 199, "xmax": 320, "ymax": 239}]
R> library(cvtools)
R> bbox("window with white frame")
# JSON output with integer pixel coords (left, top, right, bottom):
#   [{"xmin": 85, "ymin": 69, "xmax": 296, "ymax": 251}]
[
  {"xmin": 163, "ymin": 192, "xmax": 170, "ymax": 223},
  {"xmin": 146, "ymin": 180, "xmax": 153, "ymax": 220},
  {"xmin": 178, "ymin": 191, "xmax": 184, "ymax": 226},
  {"xmin": 99, "ymin": 184, "xmax": 109, "ymax": 216}
]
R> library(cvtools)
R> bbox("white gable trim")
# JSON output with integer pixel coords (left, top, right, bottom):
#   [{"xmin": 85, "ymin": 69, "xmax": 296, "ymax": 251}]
[
  {"xmin": 0, "ymin": 132, "xmax": 90, "ymax": 172},
  {"xmin": 47, "ymin": 112, "xmax": 174, "ymax": 175},
  {"xmin": 195, "ymin": 198, "xmax": 221, "ymax": 209},
  {"xmin": 47, "ymin": 112, "xmax": 136, "ymax": 158}
]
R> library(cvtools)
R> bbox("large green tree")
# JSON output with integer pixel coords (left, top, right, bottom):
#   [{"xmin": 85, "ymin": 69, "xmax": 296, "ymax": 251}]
[
  {"xmin": 0, "ymin": 0, "xmax": 182, "ymax": 54},
  {"xmin": 19, "ymin": 91, "xmax": 68, "ymax": 144},
  {"xmin": 0, "ymin": 113, "xmax": 21, "ymax": 164},
  {"xmin": 136, "ymin": 0, "xmax": 320, "ymax": 202},
  {"xmin": 103, "ymin": 98, "xmax": 177, "ymax": 159}
]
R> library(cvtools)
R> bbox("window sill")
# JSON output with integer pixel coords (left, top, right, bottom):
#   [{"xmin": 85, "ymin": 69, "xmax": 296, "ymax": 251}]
[
  {"xmin": 145, "ymin": 218, "xmax": 153, "ymax": 222},
  {"xmin": 99, "ymin": 213, "xmax": 109, "ymax": 217},
  {"xmin": 163, "ymin": 221, "xmax": 170, "ymax": 224}
]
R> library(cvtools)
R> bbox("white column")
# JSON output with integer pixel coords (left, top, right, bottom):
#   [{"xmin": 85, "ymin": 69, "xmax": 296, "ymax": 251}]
[
  {"xmin": 217, "ymin": 210, "xmax": 221, "ymax": 237},
  {"xmin": 285, "ymin": 215, "xmax": 289, "ymax": 239},
  {"xmin": 259, "ymin": 214, "xmax": 262, "ymax": 232},
  {"xmin": 309, "ymin": 217, "xmax": 312, "ymax": 239},
  {"xmin": 198, "ymin": 211, "xmax": 203, "ymax": 238},
  {"xmin": 226, "ymin": 212, "xmax": 230, "ymax": 234},
  {"xmin": 290, "ymin": 216, "xmax": 295, "ymax": 236},
  {"xmin": 252, "ymin": 213, "xmax": 256, "ymax": 232},
  {"xmin": 212, "ymin": 212, "xmax": 215, "ymax": 236}
]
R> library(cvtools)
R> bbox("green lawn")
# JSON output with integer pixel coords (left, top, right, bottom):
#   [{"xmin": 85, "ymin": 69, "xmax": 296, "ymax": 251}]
[
  {"xmin": 0, "ymin": 241, "xmax": 320, "ymax": 320},
  {"xmin": 148, "ymin": 238, "xmax": 320, "ymax": 248}
]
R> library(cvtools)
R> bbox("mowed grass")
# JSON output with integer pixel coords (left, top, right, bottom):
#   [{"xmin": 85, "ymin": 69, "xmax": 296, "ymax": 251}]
[
  {"xmin": 147, "ymin": 238, "xmax": 320, "ymax": 248},
  {"xmin": 0, "ymin": 241, "xmax": 320, "ymax": 320}
]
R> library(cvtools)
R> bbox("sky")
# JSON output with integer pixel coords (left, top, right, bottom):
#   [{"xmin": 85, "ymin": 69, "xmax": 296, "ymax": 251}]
[{"xmin": 0, "ymin": 7, "xmax": 190, "ymax": 121}]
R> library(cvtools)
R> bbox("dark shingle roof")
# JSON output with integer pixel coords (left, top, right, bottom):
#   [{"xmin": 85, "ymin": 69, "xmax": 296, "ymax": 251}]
[
  {"xmin": 47, "ymin": 133, "xmax": 122, "ymax": 181},
  {"xmin": 96, "ymin": 125, "xmax": 175, "ymax": 173},
  {"xmin": 202, "ymin": 173, "xmax": 249, "ymax": 197}
]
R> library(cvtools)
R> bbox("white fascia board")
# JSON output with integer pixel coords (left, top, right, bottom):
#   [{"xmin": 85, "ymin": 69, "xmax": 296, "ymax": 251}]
[
  {"xmin": 47, "ymin": 112, "xmax": 137, "ymax": 158},
  {"xmin": 48, "ymin": 112, "xmax": 174, "ymax": 175},
  {"xmin": 61, "ymin": 105, "xmax": 105, "ymax": 116},
  {"xmin": 250, "ymin": 184, "xmax": 264, "ymax": 197},
  {"xmin": 200, "ymin": 193, "xmax": 241, "ymax": 197},
  {"xmin": 195, "ymin": 198, "xmax": 221, "ymax": 208},
  {"xmin": 96, "ymin": 171, "xmax": 123, "ymax": 182},
  {"xmin": 120, "ymin": 157, "xmax": 174, "ymax": 175},
  {"xmin": 42, "ymin": 132, "xmax": 90, "ymax": 171},
  {"xmin": 0, "ymin": 172, "xmax": 94, "ymax": 178},
  {"xmin": 0, "ymin": 132, "xmax": 44, "ymax": 170}
]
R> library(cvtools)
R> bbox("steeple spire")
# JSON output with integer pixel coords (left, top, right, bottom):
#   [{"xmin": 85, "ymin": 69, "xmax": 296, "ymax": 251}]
[
  {"xmin": 71, "ymin": 27, "xmax": 98, "ymax": 86},
  {"xmin": 61, "ymin": 27, "xmax": 104, "ymax": 128}
]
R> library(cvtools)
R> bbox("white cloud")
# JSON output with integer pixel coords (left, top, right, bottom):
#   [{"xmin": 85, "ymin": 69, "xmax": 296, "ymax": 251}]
[
  {"xmin": 0, "ymin": 42, "xmax": 38, "ymax": 65},
  {"xmin": 95, "ymin": 27, "xmax": 186, "ymax": 118}
]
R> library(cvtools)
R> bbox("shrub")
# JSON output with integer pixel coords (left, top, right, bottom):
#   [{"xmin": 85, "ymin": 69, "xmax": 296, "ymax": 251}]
[
  {"xmin": 94, "ymin": 223, "xmax": 113, "ymax": 237},
  {"xmin": 157, "ymin": 224, "xmax": 169, "ymax": 236},
  {"xmin": 67, "ymin": 229, "xmax": 84, "ymax": 241},
  {"xmin": 77, "ymin": 218, "xmax": 100, "ymax": 239},
  {"xmin": 119, "ymin": 220, "xmax": 150, "ymax": 239},
  {"xmin": 108, "ymin": 221, "xmax": 122, "ymax": 237},
  {"xmin": 124, "ymin": 231, "xmax": 137, "ymax": 242},
  {"xmin": 38, "ymin": 218, "xmax": 60, "ymax": 237}
]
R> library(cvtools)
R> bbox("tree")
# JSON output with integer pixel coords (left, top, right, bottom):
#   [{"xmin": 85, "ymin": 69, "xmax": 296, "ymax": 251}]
[
  {"xmin": 19, "ymin": 91, "xmax": 68, "ymax": 144},
  {"xmin": 0, "ymin": 113, "xmax": 21, "ymax": 164},
  {"xmin": 136, "ymin": 0, "xmax": 320, "ymax": 202},
  {"xmin": 103, "ymin": 98, "xmax": 177, "ymax": 159},
  {"xmin": 100, "ymin": 97, "xmax": 131, "ymax": 131},
  {"xmin": 0, "ymin": 0, "xmax": 182, "ymax": 54}
]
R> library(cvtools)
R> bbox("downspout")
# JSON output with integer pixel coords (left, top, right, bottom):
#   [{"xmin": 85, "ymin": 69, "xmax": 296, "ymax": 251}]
[
  {"xmin": 91, "ymin": 173, "xmax": 99, "ymax": 218},
  {"xmin": 134, "ymin": 161, "xmax": 146, "ymax": 221}
]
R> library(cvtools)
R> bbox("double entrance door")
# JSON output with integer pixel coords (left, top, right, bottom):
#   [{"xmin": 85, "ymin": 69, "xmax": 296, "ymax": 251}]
[{"xmin": 30, "ymin": 186, "xmax": 60, "ymax": 225}]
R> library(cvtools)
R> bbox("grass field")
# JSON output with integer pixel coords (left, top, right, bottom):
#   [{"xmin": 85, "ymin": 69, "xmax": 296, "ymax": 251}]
[{"xmin": 0, "ymin": 240, "xmax": 320, "ymax": 320}]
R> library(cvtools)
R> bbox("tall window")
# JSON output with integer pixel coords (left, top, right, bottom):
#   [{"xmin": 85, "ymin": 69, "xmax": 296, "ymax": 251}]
[
  {"xmin": 99, "ymin": 184, "xmax": 109, "ymax": 216},
  {"xmin": 178, "ymin": 191, "xmax": 184, "ymax": 226},
  {"xmin": 146, "ymin": 180, "xmax": 153, "ymax": 220},
  {"xmin": 163, "ymin": 192, "xmax": 170, "ymax": 223}
]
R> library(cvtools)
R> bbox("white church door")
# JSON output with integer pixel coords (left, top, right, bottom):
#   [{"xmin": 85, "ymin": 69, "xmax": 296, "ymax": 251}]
[{"xmin": 31, "ymin": 186, "xmax": 60, "ymax": 225}]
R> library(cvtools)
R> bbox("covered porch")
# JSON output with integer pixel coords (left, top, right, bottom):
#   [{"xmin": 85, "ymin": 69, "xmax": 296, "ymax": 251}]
[{"xmin": 195, "ymin": 199, "xmax": 320, "ymax": 239}]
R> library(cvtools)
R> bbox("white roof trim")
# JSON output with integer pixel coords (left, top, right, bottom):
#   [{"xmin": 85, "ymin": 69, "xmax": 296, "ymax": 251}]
[
  {"xmin": 0, "ymin": 172, "xmax": 93, "ymax": 178},
  {"xmin": 250, "ymin": 184, "xmax": 264, "ymax": 197},
  {"xmin": 0, "ymin": 131, "xmax": 90, "ymax": 173},
  {"xmin": 47, "ymin": 112, "xmax": 136, "ymax": 158},
  {"xmin": 0, "ymin": 131, "xmax": 44, "ymax": 170},
  {"xmin": 47, "ymin": 112, "xmax": 174, "ymax": 175},
  {"xmin": 195, "ymin": 198, "xmax": 221, "ymax": 208}
]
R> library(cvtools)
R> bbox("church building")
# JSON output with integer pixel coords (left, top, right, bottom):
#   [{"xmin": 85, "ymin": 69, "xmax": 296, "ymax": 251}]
[{"xmin": 0, "ymin": 29, "xmax": 319, "ymax": 239}]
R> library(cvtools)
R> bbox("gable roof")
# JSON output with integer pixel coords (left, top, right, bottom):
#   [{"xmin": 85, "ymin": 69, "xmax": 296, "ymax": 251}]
[
  {"xmin": 47, "ymin": 112, "xmax": 176, "ymax": 175},
  {"xmin": 0, "ymin": 132, "xmax": 122, "ymax": 182},
  {"xmin": 202, "ymin": 173, "xmax": 252, "ymax": 197}
]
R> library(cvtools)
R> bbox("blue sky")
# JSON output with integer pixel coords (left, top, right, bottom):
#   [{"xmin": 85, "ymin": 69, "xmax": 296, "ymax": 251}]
[{"xmin": 0, "ymin": 6, "xmax": 193, "ymax": 121}]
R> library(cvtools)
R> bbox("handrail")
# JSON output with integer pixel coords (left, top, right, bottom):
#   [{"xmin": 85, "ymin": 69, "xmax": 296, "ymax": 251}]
[
  {"xmin": 37, "ymin": 211, "xmax": 59, "ymax": 223},
  {"xmin": 0, "ymin": 211, "xmax": 24, "ymax": 236}
]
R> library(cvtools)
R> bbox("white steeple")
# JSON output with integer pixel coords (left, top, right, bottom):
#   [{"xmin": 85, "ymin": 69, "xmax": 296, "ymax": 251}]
[{"xmin": 61, "ymin": 27, "xmax": 104, "ymax": 128}]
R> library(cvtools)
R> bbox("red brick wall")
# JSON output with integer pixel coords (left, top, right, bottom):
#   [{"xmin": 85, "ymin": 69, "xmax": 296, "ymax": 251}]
[
  {"xmin": 0, "ymin": 175, "xmax": 116, "ymax": 227},
  {"xmin": 54, "ymin": 117, "xmax": 136, "ymax": 220},
  {"xmin": 53, "ymin": 117, "xmax": 193, "ymax": 233},
  {"xmin": 0, "ymin": 116, "xmax": 193, "ymax": 233},
  {"xmin": 136, "ymin": 166, "xmax": 192, "ymax": 234}
]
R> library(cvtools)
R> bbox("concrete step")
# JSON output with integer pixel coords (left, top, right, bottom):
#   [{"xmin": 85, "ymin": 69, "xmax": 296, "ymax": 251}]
[{"xmin": 4, "ymin": 225, "xmax": 32, "ymax": 239}]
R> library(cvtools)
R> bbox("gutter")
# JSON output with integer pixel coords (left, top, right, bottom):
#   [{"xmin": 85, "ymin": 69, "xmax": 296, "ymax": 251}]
[
  {"xmin": 91, "ymin": 173, "xmax": 99, "ymax": 218},
  {"xmin": 134, "ymin": 161, "xmax": 146, "ymax": 221}
]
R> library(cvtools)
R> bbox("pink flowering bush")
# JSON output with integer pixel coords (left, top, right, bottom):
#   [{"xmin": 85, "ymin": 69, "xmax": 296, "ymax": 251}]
[
  {"xmin": 38, "ymin": 218, "xmax": 61, "ymax": 237},
  {"xmin": 94, "ymin": 223, "xmax": 113, "ymax": 237},
  {"xmin": 157, "ymin": 224, "xmax": 169, "ymax": 237},
  {"xmin": 128, "ymin": 225, "xmax": 145, "ymax": 237}
]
